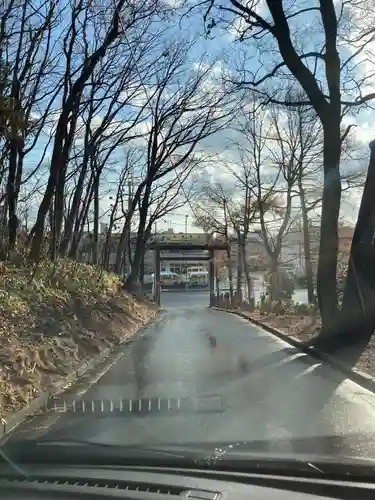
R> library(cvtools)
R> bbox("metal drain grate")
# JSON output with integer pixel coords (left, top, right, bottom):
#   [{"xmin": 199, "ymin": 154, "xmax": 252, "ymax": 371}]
[{"xmin": 41, "ymin": 396, "xmax": 225, "ymax": 416}]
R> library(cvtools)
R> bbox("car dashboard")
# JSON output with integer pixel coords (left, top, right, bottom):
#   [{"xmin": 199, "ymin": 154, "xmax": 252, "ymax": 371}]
[{"xmin": 1, "ymin": 464, "xmax": 375, "ymax": 500}]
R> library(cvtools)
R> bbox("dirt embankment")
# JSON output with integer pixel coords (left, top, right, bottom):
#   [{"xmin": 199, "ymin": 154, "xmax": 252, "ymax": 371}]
[{"xmin": 0, "ymin": 260, "xmax": 158, "ymax": 417}]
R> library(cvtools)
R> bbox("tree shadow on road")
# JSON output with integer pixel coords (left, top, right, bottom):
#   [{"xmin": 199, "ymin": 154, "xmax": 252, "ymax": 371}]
[
  {"xmin": 249, "ymin": 359, "xmax": 364, "ymax": 456},
  {"xmin": 237, "ymin": 346, "xmax": 301, "ymax": 373},
  {"xmin": 251, "ymin": 353, "xmax": 351, "ymax": 440},
  {"xmin": 132, "ymin": 334, "xmax": 155, "ymax": 398},
  {"xmin": 200, "ymin": 340, "xmax": 355, "ymax": 452}
]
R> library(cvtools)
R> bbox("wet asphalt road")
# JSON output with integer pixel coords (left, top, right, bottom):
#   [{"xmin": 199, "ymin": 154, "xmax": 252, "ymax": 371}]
[{"xmin": 11, "ymin": 291, "xmax": 375, "ymax": 458}]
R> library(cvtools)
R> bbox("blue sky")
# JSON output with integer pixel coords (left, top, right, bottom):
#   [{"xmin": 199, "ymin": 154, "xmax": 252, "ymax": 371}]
[
  {"xmin": 17, "ymin": 0, "xmax": 375, "ymax": 234},
  {"xmin": 170, "ymin": 0, "xmax": 374, "ymax": 229}
]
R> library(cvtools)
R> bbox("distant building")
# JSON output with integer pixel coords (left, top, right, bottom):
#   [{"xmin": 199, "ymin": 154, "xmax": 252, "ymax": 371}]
[
  {"xmin": 78, "ymin": 227, "xmax": 210, "ymax": 277},
  {"xmin": 280, "ymin": 224, "xmax": 354, "ymax": 276},
  {"xmin": 77, "ymin": 221, "xmax": 355, "ymax": 279},
  {"xmin": 155, "ymin": 228, "xmax": 210, "ymax": 274},
  {"xmin": 229, "ymin": 231, "xmax": 269, "ymax": 271},
  {"xmin": 280, "ymin": 225, "xmax": 320, "ymax": 276}
]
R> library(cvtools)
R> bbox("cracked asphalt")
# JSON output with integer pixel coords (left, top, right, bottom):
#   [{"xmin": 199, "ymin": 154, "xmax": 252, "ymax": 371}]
[{"xmin": 8, "ymin": 291, "xmax": 375, "ymax": 458}]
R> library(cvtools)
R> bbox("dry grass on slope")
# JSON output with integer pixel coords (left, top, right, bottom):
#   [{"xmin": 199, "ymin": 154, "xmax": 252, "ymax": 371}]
[{"xmin": 0, "ymin": 259, "xmax": 158, "ymax": 417}]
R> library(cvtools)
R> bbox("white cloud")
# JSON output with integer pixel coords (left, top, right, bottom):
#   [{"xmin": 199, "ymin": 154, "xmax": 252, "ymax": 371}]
[
  {"xmin": 339, "ymin": 2, "xmax": 375, "ymax": 97},
  {"xmin": 119, "ymin": 87, "xmax": 151, "ymax": 108},
  {"xmin": 226, "ymin": 0, "xmax": 267, "ymax": 41},
  {"xmin": 353, "ymin": 121, "xmax": 375, "ymax": 144},
  {"xmin": 341, "ymin": 114, "xmax": 375, "ymax": 144},
  {"xmin": 164, "ymin": 0, "xmax": 184, "ymax": 6},
  {"xmin": 340, "ymin": 186, "xmax": 362, "ymax": 224}
]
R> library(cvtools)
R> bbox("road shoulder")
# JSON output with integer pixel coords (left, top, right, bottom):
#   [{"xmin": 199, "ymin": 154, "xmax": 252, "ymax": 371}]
[{"xmin": 211, "ymin": 306, "xmax": 375, "ymax": 396}]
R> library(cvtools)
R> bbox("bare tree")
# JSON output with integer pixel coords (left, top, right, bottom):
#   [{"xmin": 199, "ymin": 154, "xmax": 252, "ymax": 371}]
[
  {"xmin": 27, "ymin": 0, "xmax": 160, "ymax": 262},
  {"xmin": 192, "ymin": 178, "xmax": 235, "ymax": 297},
  {"xmin": 197, "ymin": 0, "xmax": 375, "ymax": 336},
  {"xmin": 228, "ymin": 100, "xmax": 297, "ymax": 300},
  {"xmin": 58, "ymin": 20, "xmax": 160, "ymax": 261},
  {"xmin": 274, "ymin": 102, "xmax": 323, "ymax": 305},
  {"xmin": 114, "ymin": 40, "xmax": 235, "ymax": 288},
  {"xmin": 0, "ymin": 0, "xmax": 63, "ymax": 257},
  {"xmin": 136, "ymin": 168, "xmax": 197, "ymax": 286}
]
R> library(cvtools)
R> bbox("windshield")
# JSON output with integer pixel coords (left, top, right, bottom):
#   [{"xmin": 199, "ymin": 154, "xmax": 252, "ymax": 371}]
[{"xmin": 2, "ymin": 0, "xmax": 375, "ymax": 474}]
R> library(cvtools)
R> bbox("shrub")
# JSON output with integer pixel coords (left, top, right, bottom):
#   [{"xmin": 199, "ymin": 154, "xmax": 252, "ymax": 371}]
[
  {"xmin": 0, "ymin": 258, "xmax": 121, "ymax": 318},
  {"xmin": 257, "ymin": 295, "xmax": 315, "ymax": 316},
  {"xmin": 293, "ymin": 302, "xmax": 315, "ymax": 316}
]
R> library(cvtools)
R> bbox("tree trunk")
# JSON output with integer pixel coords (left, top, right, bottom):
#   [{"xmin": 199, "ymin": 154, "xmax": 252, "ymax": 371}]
[
  {"xmin": 227, "ymin": 248, "xmax": 234, "ymax": 298},
  {"xmin": 92, "ymin": 177, "xmax": 99, "ymax": 265},
  {"xmin": 139, "ymin": 247, "xmax": 146, "ymax": 290},
  {"xmin": 316, "ymin": 120, "xmax": 341, "ymax": 330},
  {"xmin": 322, "ymin": 139, "xmax": 375, "ymax": 361},
  {"xmin": 298, "ymin": 178, "xmax": 316, "ymax": 305},
  {"xmin": 267, "ymin": 259, "xmax": 279, "ymax": 301},
  {"xmin": 114, "ymin": 183, "xmax": 143, "ymax": 275},
  {"xmin": 114, "ymin": 222, "xmax": 128, "ymax": 275},
  {"xmin": 68, "ymin": 180, "xmax": 94, "ymax": 260},
  {"xmin": 125, "ymin": 184, "xmax": 151, "ymax": 288},
  {"xmin": 241, "ymin": 239, "xmax": 252, "ymax": 302},
  {"xmin": 139, "ymin": 225, "xmax": 153, "ymax": 289},
  {"xmin": 236, "ymin": 239, "xmax": 242, "ymax": 300},
  {"xmin": 7, "ymin": 143, "xmax": 18, "ymax": 255},
  {"xmin": 29, "ymin": 119, "xmax": 68, "ymax": 261},
  {"xmin": 58, "ymin": 157, "xmax": 88, "ymax": 256},
  {"xmin": 102, "ymin": 232, "xmax": 111, "ymax": 270}
]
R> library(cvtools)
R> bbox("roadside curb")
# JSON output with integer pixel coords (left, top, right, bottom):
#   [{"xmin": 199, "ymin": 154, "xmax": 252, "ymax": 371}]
[
  {"xmin": 211, "ymin": 306, "xmax": 375, "ymax": 395},
  {"xmin": 0, "ymin": 311, "xmax": 160, "ymax": 439}
]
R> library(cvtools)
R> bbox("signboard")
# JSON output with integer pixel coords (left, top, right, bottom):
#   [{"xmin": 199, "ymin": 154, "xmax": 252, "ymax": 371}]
[{"xmin": 152, "ymin": 233, "xmax": 209, "ymax": 244}]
